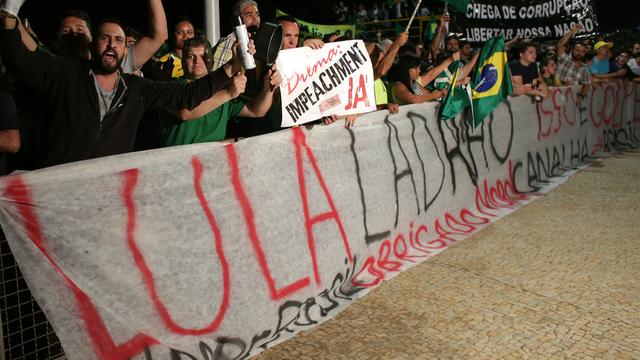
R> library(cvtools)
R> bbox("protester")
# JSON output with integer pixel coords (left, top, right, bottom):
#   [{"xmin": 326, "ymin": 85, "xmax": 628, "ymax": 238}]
[
  {"xmin": 23, "ymin": 0, "xmax": 167, "ymax": 76},
  {"xmin": 0, "ymin": 6, "xmax": 244, "ymax": 168},
  {"xmin": 212, "ymin": 0, "xmax": 260, "ymax": 71},
  {"xmin": 589, "ymin": 40, "xmax": 613, "ymax": 76},
  {"xmin": 361, "ymin": 34, "xmax": 408, "ymax": 116},
  {"xmin": 429, "ymin": 12, "xmax": 463, "ymax": 60},
  {"xmin": 510, "ymin": 42, "xmax": 548, "ymax": 99},
  {"xmin": 627, "ymin": 51, "xmax": 640, "ymax": 78},
  {"xmin": 158, "ymin": 37, "xmax": 281, "ymax": 145},
  {"xmin": 592, "ymin": 50, "xmax": 634, "ymax": 82},
  {"xmin": 539, "ymin": 57, "xmax": 561, "ymax": 87},
  {"xmin": 154, "ymin": 17, "xmax": 195, "ymax": 79},
  {"xmin": 244, "ymin": 15, "xmax": 326, "ymax": 135},
  {"xmin": 631, "ymin": 42, "xmax": 640, "ymax": 58},
  {"xmin": 556, "ymin": 24, "xmax": 590, "ymax": 103},
  {"xmin": 387, "ymin": 0, "xmax": 408, "ymax": 19},
  {"xmin": 458, "ymin": 40, "xmax": 473, "ymax": 64},
  {"xmin": 390, "ymin": 54, "xmax": 451, "ymax": 105}
]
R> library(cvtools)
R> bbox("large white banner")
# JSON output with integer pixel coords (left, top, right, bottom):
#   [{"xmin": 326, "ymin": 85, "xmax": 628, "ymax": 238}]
[
  {"xmin": 0, "ymin": 83, "xmax": 639, "ymax": 359},
  {"xmin": 277, "ymin": 40, "xmax": 376, "ymax": 127}
]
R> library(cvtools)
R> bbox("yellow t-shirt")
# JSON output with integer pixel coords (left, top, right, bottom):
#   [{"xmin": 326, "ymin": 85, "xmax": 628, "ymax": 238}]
[
  {"xmin": 158, "ymin": 52, "xmax": 184, "ymax": 79},
  {"xmin": 374, "ymin": 79, "xmax": 389, "ymax": 106}
]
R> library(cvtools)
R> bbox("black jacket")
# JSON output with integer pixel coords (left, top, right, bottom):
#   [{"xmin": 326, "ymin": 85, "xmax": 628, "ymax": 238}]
[{"xmin": 0, "ymin": 26, "xmax": 231, "ymax": 169}]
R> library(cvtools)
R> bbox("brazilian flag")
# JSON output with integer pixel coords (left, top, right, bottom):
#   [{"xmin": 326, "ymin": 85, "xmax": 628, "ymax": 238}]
[
  {"xmin": 471, "ymin": 36, "xmax": 512, "ymax": 128},
  {"xmin": 439, "ymin": 61, "xmax": 471, "ymax": 120}
]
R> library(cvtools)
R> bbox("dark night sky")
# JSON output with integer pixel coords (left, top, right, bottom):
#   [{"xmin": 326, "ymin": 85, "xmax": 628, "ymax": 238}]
[{"xmin": 18, "ymin": 0, "xmax": 640, "ymax": 47}]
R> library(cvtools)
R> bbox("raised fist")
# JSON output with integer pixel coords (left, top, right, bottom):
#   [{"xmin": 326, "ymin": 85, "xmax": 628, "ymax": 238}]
[{"xmin": 229, "ymin": 73, "xmax": 247, "ymax": 98}]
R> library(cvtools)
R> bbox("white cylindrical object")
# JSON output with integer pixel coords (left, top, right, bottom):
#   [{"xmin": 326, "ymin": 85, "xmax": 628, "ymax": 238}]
[
  {"xmin": 234, "ymin": 17, "xmax": 256, "ymax": 70},
  {"xmin": 204, "ymin": 0, "xmax": 221, "ymax": 45}
]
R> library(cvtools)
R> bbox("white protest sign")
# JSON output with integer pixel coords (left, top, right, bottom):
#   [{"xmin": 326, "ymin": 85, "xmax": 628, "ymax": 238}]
[{"xmin": 276, "ymin": 40, "xmax": 376, "ymax": 127}]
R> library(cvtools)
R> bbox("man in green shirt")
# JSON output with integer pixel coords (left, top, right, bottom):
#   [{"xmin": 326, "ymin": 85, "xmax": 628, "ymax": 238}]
[{"xmin": 159, "ymin": 37, "xmax": 281, "ymax": 146}]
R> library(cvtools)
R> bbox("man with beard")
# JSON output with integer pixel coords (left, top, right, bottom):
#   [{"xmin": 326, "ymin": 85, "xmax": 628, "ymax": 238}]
[
  {"xmin": 0, "ymin": 9, "xmax": 242, "ymax": 168},
  {"xmin": 556, "ymin": 24, "xmax": 591, "ymax": 104},
  {"xmin": 18, "ymin": 0, "xmax": 167, "ymax": 75}
]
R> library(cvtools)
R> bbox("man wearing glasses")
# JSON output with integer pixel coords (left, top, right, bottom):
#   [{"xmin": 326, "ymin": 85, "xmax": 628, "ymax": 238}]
[{"xmin": 212, "ymin": 0, "xmax": 260, "ymax": 71}]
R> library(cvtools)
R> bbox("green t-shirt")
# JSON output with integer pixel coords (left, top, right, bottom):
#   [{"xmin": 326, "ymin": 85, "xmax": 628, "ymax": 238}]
[{"xmin": 158, "ymin": 97, "xmax": 247, "ymax": 146}]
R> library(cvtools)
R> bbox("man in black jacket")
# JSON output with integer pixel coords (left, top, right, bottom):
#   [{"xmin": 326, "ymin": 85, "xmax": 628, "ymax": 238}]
[{"xmin": 0, "ymin": 5, "xmax": 244, "ymax": 169}]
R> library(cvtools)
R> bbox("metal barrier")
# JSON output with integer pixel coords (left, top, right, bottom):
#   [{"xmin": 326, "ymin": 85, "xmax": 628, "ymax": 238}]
[
  {"xmin": 359, "ymin": 15, "xmax": 440, "ymax": 44},
  {"xmin": 0, "ymin": 228, "xmax": 64, "ymax": 360}
]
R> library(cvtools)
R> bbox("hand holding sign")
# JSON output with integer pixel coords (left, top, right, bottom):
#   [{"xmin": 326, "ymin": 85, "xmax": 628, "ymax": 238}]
[
  {"xmin": 344, "ymin": 114, "xmax": 358, "ymax": 128},
  {"xmin": 303, "ymin": 38, "xmax": 324, "ymax": 50},
  {"xmin": 266, "ymin": 64, "xmax": 281, "ymax": 92}
]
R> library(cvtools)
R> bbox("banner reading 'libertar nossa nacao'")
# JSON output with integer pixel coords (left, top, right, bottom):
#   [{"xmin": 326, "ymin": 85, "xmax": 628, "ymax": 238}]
[
  {"xmin": 457, "ymin": 0, "xmax": 599, "ymax": 43},
  {"xmin": 277, "ymin": 40, "xmax": 376, "ymax": 127},
  {"xmin": 0, "ymin": 82, "xmax": 639, "ymax": 359}
]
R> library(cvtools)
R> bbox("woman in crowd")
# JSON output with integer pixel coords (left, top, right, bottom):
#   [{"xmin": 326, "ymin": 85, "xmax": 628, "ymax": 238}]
[
  {"xmin": 539, "ymin": 57, "xmax": 561, "ymax": 87},
  {"xmin": 391, "ymin": 54, "xmax": 449, "ymax": 105}
]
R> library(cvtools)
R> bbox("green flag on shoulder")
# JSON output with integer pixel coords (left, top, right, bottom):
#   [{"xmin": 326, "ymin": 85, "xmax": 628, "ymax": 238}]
[
  {"xmin": 471, "ymin": 36, "xmax": 512, "ymax": 128},
  {"xmin": 440, "ymin": 61, "xmax": 471, "ymax": 120}
]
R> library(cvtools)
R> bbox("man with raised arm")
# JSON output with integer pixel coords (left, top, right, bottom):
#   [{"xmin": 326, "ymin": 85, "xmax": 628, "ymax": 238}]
[
  {"xmin": 0, "ymin": 0, "xmax": 242, "ymax": 168},
  {"xmin": 18, "ymin": 0, "xmax": 167, "ymax": 75},
  {"xmin": 556, "ymin": 24, "xmax": 591, "ymax": 104}
]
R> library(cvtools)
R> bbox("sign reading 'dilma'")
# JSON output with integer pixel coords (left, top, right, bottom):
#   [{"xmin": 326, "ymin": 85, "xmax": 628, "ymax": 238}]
[{"xmin": 277, "ymin": 40, "xmax": 376, "ymax": 127}]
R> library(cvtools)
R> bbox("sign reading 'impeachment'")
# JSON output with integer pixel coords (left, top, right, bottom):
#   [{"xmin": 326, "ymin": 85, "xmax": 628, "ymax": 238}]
[{"xmin": 277, "ymin": 40, "xmax": 376, "ymax": 127}]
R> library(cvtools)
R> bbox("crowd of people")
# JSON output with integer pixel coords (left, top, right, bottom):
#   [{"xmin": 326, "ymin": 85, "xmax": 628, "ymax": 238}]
[
  {"xmin": 0, "ymin": 0, "xmax": 639, "ymax": 175},
  {"xmin": 332, "ymin": 0, "xmax": 432, "ymax": 24}
]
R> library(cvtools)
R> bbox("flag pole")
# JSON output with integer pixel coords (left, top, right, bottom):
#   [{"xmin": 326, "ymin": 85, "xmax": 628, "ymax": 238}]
[
  {"xmin": 405, "ymin": 0, "xmax": 423, "ymax": 33},
  {"xmin": 441, "ymin": 2, "xmax": 449, "ymax": 51}
]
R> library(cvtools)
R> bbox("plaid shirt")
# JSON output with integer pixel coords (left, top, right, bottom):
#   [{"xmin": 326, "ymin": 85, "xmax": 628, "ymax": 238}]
[
  {"xmin": 212, "ymin": 33, "xmax": 235, "ymax": 71},
  {"xmin": 556, "ymin": 52, "xmax": 591, "ymax": 85}
]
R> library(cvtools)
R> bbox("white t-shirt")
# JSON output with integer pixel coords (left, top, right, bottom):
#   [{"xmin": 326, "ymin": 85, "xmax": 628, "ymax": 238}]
[{"xmin": 627, "ymin": 58, "xmax": 640, "ymax": 76}]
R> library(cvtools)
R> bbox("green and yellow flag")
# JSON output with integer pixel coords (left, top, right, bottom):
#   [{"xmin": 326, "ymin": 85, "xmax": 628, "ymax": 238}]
[
  {"xmin": 440, "ymin": 61, "xmax": 471, "ymax": 120},
  {"xmin": 471, "ymin": 36, "xmax": 512, "ymax": 128},
  {"xmin": 276, "ymin": 9, "xmax": 356, "ymax": 43}
]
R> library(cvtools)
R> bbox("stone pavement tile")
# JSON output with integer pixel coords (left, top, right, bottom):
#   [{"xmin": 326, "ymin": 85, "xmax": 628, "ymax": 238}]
[{"xmin": 256, "ymin": 151, "xmax": 640, "ymax": 359}]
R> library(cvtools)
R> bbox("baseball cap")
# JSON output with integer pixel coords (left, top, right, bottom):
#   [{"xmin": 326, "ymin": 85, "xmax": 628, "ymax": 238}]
[{"xmin": 594, "ymin": 41, "xmax": 613, "ymax": 51}]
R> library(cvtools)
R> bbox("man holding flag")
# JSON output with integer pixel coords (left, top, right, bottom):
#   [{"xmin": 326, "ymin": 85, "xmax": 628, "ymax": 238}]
[{"xmin": 440, "ymin": 36, "xmax": 513, "ymax": 128}]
